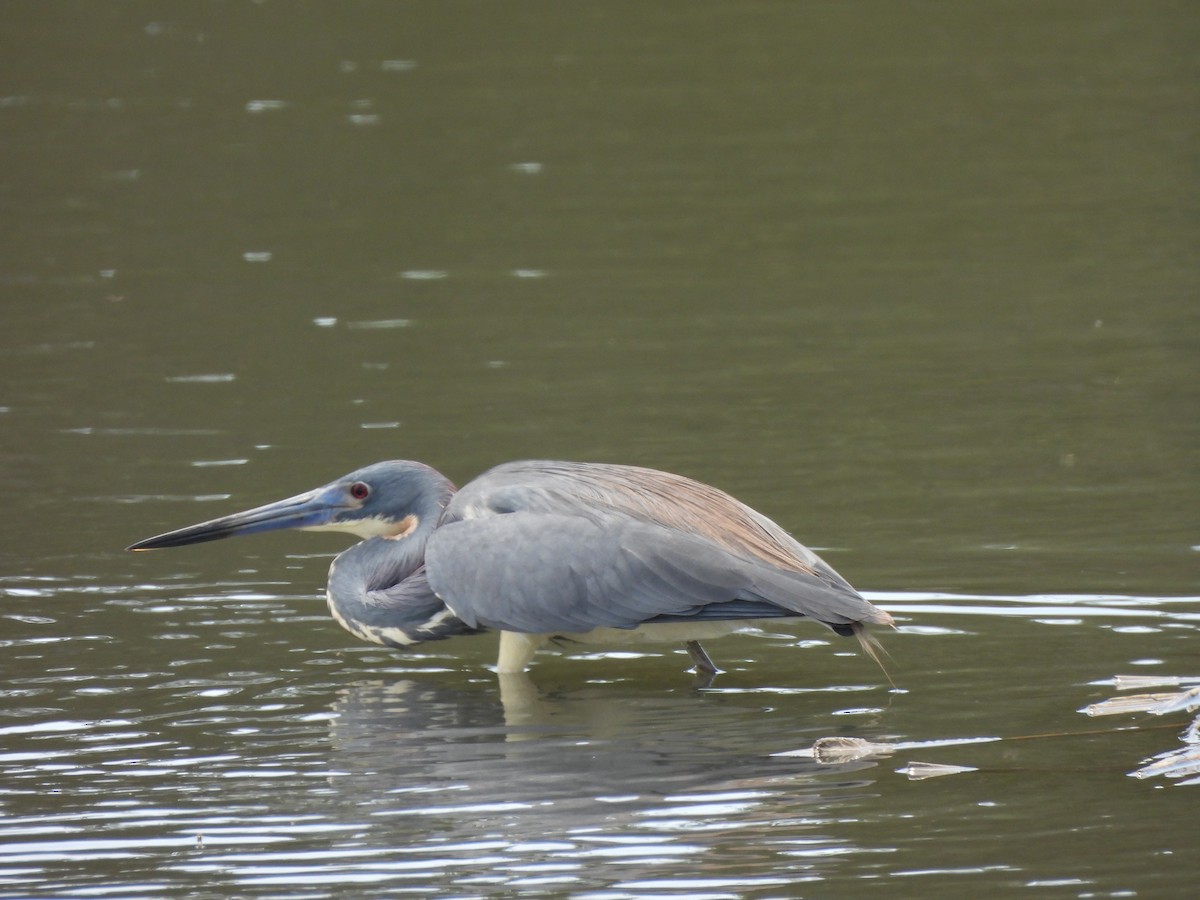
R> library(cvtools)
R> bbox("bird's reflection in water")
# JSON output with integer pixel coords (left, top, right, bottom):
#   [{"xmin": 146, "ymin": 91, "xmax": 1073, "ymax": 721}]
[{"xmin": 326, "ymin": 674, "xmax": 883, "ymax": 818}]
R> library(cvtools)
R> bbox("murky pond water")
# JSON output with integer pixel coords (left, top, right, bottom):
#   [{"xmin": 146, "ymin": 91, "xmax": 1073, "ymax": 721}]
[
  {"xmin": 2, "ymin": 2, "xmax": 1197, "ymax": 898},
  {"xmin": 3, "ymin": 579, "xmax": 1198, "ymax": 897}
]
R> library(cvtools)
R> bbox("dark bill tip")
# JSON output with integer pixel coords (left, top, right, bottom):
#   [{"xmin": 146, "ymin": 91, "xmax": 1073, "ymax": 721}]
[
  {"xmin": 126, "ymin": 526, "xmax": 237, "ymax": 551},
  {"xmin": 125, "ymin": 488, "xmax": 336, "ymax": 552}
]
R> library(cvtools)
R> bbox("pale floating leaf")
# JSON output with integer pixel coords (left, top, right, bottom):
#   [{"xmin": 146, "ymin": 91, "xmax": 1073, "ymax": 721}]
[
  {"xmin": 774, "ymin": 736, "xmax": 895, "ymax": 763},
  {"xmin": 1081, "ymin": 693, "xmax": 1183, "ymax": 717},
  {"xmin": 775, "ymin": 734, "xmax": 999, "ymax": 761},
  {"xmin": 1182, "ymin": 714, "xmax": 1199, "ymax": 745},
  {"xmin": 1147, "ymin": 686, "xmax": 1200, "ymax": 716},
  {"xmin": 812, "ymin": 736, "xmax": 896, "ymax": 763},
  {"xmin": 1113, "ymin": 674, "xmax": 1196, "ymax": 690},
  {"xmin": 1130, "ymin": 745, "xmax": 1200, "ymax": 781},
  {"xmin": 898, "ymin": 761, "xmax": 978, "ymax": 780}
]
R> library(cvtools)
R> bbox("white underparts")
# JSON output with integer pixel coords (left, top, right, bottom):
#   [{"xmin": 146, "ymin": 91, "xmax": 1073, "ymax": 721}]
[
  {"xmin": 327, "ymin": 589, "xmax": 418, "ymax": 646},
  {"xmin": 327, "ymin": 585, "xmax": 459, "ymax": 648}
]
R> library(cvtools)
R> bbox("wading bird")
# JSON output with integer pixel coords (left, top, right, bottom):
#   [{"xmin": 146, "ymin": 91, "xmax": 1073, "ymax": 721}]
[{"xmin": 128, "ymin": 460, "xmax": 893, "ymax": 675}]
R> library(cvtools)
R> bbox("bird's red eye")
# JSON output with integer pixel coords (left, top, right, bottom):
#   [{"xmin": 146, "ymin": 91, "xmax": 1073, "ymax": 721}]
[{"xmin": 350, "ymin": 482, "xmax": 370, "ymax": 500}]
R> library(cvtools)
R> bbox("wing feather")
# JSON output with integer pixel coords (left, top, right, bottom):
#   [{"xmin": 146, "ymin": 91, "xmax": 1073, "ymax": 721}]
[
  {"xmin": 424, "ymin": 511, "xmax": 887, "ymax": 636},
  {"xmin": 444, "ymin": 460, "xmax": 856, "ymax": 591}
]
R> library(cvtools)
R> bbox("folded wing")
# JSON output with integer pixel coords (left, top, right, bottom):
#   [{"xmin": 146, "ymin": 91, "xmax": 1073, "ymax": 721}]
[
  {"xmin": 443, "ymin": 460, "xmax": 858, "ymax": 591},
  {"xmin": 424, "ymin": 511, "xmax": 887, "ymax": 635}
]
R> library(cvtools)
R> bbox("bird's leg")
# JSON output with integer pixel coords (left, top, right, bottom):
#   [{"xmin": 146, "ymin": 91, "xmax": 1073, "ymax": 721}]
[
  {"xmin": 686, "ymin": 640, "xmax": 721, "ymax": 675},
  {"xmin": 496, "ymin": 631, "xmax": 549, "ymax": 675}
]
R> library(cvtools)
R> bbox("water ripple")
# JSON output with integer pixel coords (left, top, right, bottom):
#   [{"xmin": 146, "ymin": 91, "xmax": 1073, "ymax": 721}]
[{"xmin": 0, "ymin": 579, "xmax": 1195, "ymax": 897}]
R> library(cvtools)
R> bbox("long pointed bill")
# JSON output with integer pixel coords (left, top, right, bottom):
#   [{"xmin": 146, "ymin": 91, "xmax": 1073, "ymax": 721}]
[{"xmin": 126, "ymin": 486, "xmax": 351, "ymax": 551}]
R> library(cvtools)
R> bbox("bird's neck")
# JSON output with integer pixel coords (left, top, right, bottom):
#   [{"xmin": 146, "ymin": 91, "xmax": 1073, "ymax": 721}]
[
  {"xmin": 325, "ymin": 499, "xmax": 475, "ymax": 647},
  {"xmin": 330, "ymin": 480, "xmax": 452, "ymax": 595}
]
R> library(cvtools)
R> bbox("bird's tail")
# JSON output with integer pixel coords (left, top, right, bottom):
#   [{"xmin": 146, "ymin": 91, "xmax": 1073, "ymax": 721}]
[{"xmin": 851, "ymin": 620, "xmax": 895, "ymax": 688}]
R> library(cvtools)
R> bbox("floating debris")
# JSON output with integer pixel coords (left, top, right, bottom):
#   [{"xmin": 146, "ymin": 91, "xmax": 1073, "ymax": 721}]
[
  {"xmin": 1082, "ymin": 693, "xmax": 1191, "ymax": 717},
  {"xmin": 1184, "ymin": 716, "xmax": 1199, "ymax": 745},
  {"xmin": 165, "ymin": 374, "xmax": 235, "ymax": 383},
  {"xmin": 1112, "ymin": 674, "xmax": 1200, "ymax": 690},
  {"xmin": 1082, "ymin": 676, "xmax": 1200, "ymax": 786},
  {"xmin": 780, "ymin": 675, "xmax": 1200, "ymax": 785},
  {"xmin": 781, "ymin": 736, "xmax": 887, "ymax": 764},
  {"xmin": 347, "ymin": 318, "xmax": 411, "ymax": 330},
  {"xmin": 897, "ymin": 761, "xmax": 978, "ymax": 780},
  {"xmin": 1148, "ymin": 686, "xmax": 1200, "ymax": 716},
  {"xmin": 776, "ymin": 734, "xmax": 999, "ymax": 763},
  {"xmin": 1130, "ymin": 745, "xmax": 1200, "ymax": 782},
  {"xmin": 1082, "ymin": 684, "xmax": 1200, "ymax": 718}
]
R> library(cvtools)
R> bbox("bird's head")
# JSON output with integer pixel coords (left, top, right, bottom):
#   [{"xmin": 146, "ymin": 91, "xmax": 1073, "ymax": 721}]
[{"xmin": 127, "ymin": 460, "xmax": 456, "ymax": 551}]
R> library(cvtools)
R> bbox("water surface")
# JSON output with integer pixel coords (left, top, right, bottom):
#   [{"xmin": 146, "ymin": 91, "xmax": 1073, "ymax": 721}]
[{"xmin": 2, "ymin": 2, "xmax": 1197, "ymax": 897}]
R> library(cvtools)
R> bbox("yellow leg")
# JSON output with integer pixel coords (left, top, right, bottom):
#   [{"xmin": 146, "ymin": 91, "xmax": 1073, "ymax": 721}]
[{"xmin": 496, "ymin": 631, "xmax": 548, "ymax": 674}]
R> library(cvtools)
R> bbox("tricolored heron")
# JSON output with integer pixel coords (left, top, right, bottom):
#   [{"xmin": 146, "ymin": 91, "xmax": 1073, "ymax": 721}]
[{"xmin": 128, "ymin": 460, "xmax": 893, "ymax": 675}]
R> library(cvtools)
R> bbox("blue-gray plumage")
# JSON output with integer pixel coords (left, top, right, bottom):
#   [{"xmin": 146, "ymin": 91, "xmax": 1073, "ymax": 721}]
[{"xmin": 128, "ymin": 459, "xmax": 893, "ymax": 675}]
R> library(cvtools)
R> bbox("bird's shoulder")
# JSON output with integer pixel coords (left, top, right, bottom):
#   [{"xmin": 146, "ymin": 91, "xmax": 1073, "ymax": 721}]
[{"xmin": 441, "ymin": 460, "xmax": 622, "ymax": 521}]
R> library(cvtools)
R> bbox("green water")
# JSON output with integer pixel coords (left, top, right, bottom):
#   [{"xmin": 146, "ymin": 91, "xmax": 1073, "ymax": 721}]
[{"xmin": 2, "ymin": 2, "xmax": 1197, "ymax": 897}]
